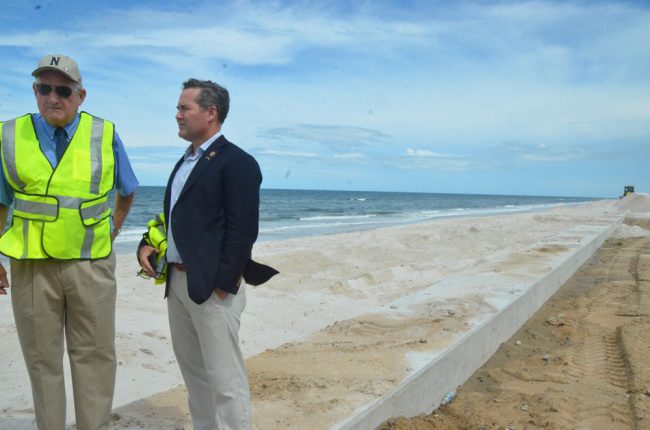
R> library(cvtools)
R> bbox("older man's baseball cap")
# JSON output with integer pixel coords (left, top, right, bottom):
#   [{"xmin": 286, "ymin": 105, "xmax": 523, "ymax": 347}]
[{"xmin": 32, "ymin": 54, "xmax": 82, "ymax": 83}]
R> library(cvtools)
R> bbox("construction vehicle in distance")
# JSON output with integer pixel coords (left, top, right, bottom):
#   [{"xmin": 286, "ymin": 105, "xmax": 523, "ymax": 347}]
[{"xmin": 623, "ymin": 185, "xmax": 635, "ymax": 197}]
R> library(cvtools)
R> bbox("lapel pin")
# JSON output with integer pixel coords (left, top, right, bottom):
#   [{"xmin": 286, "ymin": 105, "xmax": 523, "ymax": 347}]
[{"xmin": 206, "ymin": 151, "xmax": 217, "ymax": 160}]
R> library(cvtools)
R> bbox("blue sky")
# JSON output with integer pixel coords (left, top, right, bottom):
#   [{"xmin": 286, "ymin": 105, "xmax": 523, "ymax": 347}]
[{"xmin": 1, "ymin": 0, "xmax": 648, "ymax": 198}]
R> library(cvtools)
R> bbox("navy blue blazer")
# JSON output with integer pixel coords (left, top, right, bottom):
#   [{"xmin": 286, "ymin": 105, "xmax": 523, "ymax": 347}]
[{"xmin": 164, "ymin": 135, "xmax": 262, "ymax": 304}]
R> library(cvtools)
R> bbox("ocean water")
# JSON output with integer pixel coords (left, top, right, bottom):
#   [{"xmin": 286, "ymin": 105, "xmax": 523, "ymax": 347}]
[{"xmin": 112, "ymin": 186, "xmax": 599, "ymax": 251}]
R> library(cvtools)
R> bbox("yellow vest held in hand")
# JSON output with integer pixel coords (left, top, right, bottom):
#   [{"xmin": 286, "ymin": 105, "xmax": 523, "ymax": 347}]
[
  {"xmin": 142, "ymin": 212, "xmax": 168, "ymax": 284},
  {"xmin": 0, "ymin": 112, "xmax": 115, "ymax": 260}
]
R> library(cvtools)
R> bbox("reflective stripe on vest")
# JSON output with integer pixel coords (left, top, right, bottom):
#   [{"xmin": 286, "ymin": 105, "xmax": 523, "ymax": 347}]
[
  {"xmin": 13, "ymin": 194, "xmax": 58, "ymax": 221},
  {"xmin": 90, "ymin": 116, "xmax": 104, "ymax": 195},
  {"xmin": 80, "ymin": 196, "xmax": 111, "ymax": 226},
  {"xmin": 13, "ymin": 193, "xmax": 110, "ymax": 224},
  {"xmin": 0, "ymin": 119, "xmax": 27, "ymax": 190}
]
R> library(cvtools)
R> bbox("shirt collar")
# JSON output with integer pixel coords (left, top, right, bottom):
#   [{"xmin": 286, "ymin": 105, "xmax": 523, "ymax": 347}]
[
  {"xmin": 183, "ymin": 131, "xmax": 222, "ymax": 160},
  {"xmin": 34, "ymin": 113, "xmax": 80, "ymax": 140}
]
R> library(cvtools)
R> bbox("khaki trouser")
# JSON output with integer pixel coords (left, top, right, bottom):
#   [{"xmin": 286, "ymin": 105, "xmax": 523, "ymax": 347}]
[
  {"xmin": 10, "ymin": 253, "xmax": 117, "ymax": 430},
  {"xmin": 168, "ymin": 266, "xmax": 251, "ymax": 430}
]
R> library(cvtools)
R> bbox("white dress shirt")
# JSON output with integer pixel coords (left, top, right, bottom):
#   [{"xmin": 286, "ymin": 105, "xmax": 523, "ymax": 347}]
[{"xmin": 165, "ymin": 131, "xmax": 221, "ymax": 263}]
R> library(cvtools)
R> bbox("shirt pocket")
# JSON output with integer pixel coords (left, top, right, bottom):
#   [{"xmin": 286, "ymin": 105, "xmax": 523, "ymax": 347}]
[{"xmin": 71, "ymin": 148, "xmax": 94, "ymax": 183}]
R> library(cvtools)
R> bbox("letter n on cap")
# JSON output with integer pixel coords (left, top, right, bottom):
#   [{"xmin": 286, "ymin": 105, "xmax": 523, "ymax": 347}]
[{"xmin": 50, "ymin": 56, "xmax": 60, "ymax": 66}]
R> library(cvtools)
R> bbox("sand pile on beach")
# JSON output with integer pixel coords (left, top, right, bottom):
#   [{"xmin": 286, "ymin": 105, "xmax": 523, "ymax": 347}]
[
  {"xmin": 616, "ymin": 192, "xmax": 650, "ymax": 214},
  {"xmin": 0, "ymin": 195, "xmax": 644, "ymax": 429}
]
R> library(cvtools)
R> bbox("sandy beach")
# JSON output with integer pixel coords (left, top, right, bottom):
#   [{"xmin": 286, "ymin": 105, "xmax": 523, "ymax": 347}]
[
  {"xmin": 382, "ymin": 212, "xmax": 650, "ymax": 429},
  {"xmin": 1, "ymin": 194, "xmax": 648, "ymax": 429}
]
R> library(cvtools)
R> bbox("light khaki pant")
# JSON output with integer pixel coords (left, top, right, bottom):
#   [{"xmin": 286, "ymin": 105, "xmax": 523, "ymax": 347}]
[
  {"xmin": 10, "ymin": 253, "xmax": 117, "ymax": 430},
  {"xmin": 168, "ymin": 267, "xmax": 250, "ymax": 430}
]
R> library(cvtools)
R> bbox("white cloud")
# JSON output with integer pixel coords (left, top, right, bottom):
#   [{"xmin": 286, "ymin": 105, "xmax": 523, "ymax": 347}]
[
  {"xmin": 406, "ymin": 148, "xmax": 444, "ymax": 158},
  {"xmin": 334, "ymin": 153, "xmax": 365, "ymax": 159},
  {"xmin": 499, "ymin": 141, "xmax": 589, "ymax": 163},
  {"xmin": 396, "ymin": 156, "xmax": 477, "ymax": 172},
  {"xmin": 262, "ymin": 124, "xmax": 387, "ymax": 148},
  {"xmin": 259, "ymin": 149, "xmax": 320, "ymax": 158}
]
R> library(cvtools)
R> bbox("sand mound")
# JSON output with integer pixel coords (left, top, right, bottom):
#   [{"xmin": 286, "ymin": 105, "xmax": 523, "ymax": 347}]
[
  {"xmin": 612, "ymin": 223, "xmax": 650, "ymax": 239},
  {"xmin": 616, "ymin": 193, "xmax": 650, "ymax": 213}
]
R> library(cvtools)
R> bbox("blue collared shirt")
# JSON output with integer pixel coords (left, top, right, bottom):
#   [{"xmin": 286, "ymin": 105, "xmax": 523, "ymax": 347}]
[
  {"xmin": 165, "ymin": 131, "xmax": 222, "ymax": 264},
  {"xmin": 0, "ymin": 113, "xmax": 139, "ymax": 206}
]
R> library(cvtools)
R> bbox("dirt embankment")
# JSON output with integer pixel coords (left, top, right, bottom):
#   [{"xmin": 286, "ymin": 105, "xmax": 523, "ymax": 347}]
[{"xmin": 380, "ymin": 218, "xmax": 650, "ymax": 430}]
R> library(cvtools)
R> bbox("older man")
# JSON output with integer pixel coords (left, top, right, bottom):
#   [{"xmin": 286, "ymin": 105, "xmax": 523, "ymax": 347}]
[{"xmin": 0, "ymin": 54, "xmax": 138, "ymax": 429}]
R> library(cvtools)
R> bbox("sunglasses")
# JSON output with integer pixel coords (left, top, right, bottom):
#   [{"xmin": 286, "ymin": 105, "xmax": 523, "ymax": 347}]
[
  {"xmin": 36, "ymin": 84, "xmax": 75, "ymax": 98},
  {"xmin": 136, "ymin": 268, "xmax": 164, "ymax": 280}
]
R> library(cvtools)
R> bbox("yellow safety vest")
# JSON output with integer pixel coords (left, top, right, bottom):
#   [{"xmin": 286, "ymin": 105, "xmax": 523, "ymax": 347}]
[
  {"xmin": 142, "ymin": 212, "xmax": 168, "ymax": 284},
  {"xmin": 0, "ymin": 112, "xmax": 115, "ymax": 260}
]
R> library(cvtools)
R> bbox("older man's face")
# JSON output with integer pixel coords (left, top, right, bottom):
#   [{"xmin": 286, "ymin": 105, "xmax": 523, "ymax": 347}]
[{"xmin": 33, "ymin": 70, "xmax": 86, "ymax": 127}]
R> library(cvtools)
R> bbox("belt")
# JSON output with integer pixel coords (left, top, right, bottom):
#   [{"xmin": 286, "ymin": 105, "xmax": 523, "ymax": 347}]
[{"xmin": 170, "ymin": 262, "xmax": 187, "ymax": 272}]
